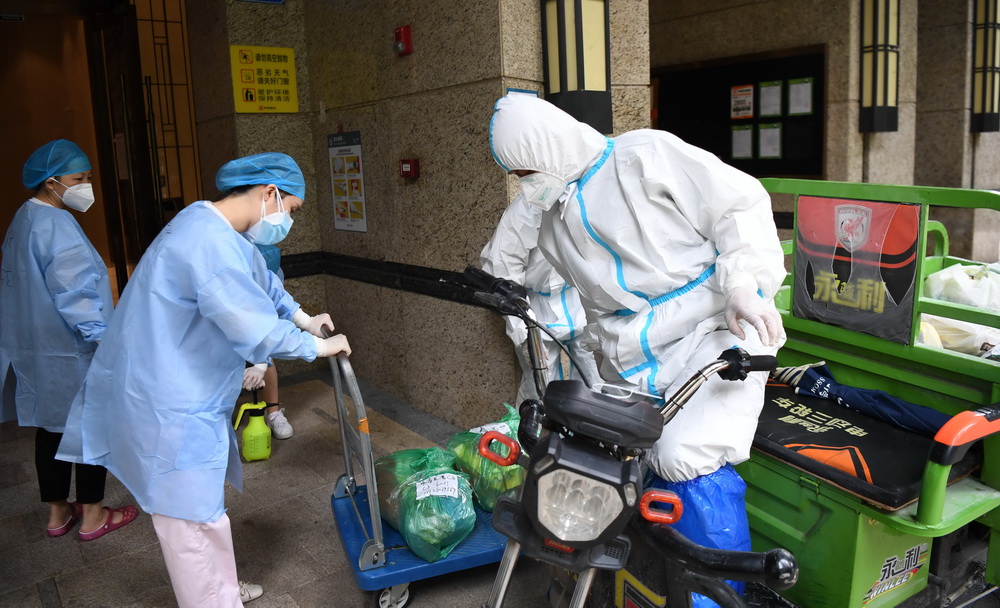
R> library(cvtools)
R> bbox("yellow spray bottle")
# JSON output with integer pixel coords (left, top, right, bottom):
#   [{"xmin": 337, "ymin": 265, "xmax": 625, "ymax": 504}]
[{"xmin": 234, "ymin": 390, "xmax": 271, "ymax": 461}]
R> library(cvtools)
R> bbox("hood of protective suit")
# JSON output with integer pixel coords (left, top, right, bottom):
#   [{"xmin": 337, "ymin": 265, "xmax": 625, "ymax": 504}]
[{"xmin": 489, "ymin": 95, "xmax": 607, "ymax": 183}]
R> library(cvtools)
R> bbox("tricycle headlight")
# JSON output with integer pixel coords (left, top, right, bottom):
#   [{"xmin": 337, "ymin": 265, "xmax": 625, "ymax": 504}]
[{"xmin": 536, "ymin": 469, "xmax": 624, "ymax": 542}]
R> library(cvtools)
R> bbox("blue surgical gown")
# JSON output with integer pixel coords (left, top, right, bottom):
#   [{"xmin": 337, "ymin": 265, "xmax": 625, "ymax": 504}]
[
  {"xmin": 255, "ymin": 243, "xmax": 284, "ymax": 281},
  {"xmin": 57, "ymin": 202, "xmax": 318, "ymax": 523},
  {"xmin": 0, "ymin": 199, "xmax": 113, "ymax": 432}
]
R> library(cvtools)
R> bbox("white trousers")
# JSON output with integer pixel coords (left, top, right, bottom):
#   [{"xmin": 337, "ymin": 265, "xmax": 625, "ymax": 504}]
[
  {"xmin": 151, "ymin": 512, "xmax": 242, "ymax": 608},
  {"xmin": 635, "ymin": 327, "xmax": 778, "ymax": 482}
]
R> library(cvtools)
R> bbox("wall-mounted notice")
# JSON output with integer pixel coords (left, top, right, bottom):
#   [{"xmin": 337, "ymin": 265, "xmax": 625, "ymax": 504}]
[
  {"xmin": 788, "ymin": 77, "xmax": 814, "ymax": 116},
  {"xmin": 758, "ymin": 123, "xmax": 782, "ymax": 159},
  {"xmin": 505, "ymin": 88, "xmax": 539, "ymax": 98},
  {"xmin": 732, "ymin": 125, "xmax": 753, "ymax": 159},
  {"xmin": 230, "ymin": 45, "xmax": 298, "ymax": 113},
  {"xmin": 329, "ymin": 131, "xmax": 367, "ymax": 232},
  {"xmin": 759, "ymin": 81, "xmax": 782, "ymax": 117},
  {"xmin": 731, "ymin": 84, "xmax": 754, "ymax": 119}
]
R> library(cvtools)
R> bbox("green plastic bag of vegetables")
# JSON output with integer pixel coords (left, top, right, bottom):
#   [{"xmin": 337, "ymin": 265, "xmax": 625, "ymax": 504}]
[
  {"xmin": 374, "ymin": 446, "xmax": 476, "ymax": 563},
  {"xmin": 446, "ymin": 404, "xmax": 526, "ymax": 511}
]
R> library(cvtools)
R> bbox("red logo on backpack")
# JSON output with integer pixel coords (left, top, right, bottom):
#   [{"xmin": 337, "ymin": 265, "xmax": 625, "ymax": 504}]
[{"xmin": 835, "ymin": 204, "xmax": 872, "ymax": 252}]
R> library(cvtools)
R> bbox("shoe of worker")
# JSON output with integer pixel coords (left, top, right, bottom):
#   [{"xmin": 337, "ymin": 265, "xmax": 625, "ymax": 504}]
[
  {"xmin": 265, "ymin": 407, "xmax": 294, "ymax": 439},
  {"xmin": 239, "ymin": 581, "xmax": 263, "ymax": 603}
]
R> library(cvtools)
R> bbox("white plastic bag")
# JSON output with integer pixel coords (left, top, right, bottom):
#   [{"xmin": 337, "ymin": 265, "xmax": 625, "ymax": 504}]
[
  {"xmin": 916, "ymin": 320, "xmax": 943, "ymax": 349},
  {"xmin": 924, "ymin": 264, "xmax": 1000, "ymax": 312},
  {"xmin": 920, "ymin": 314, "xmax": 1000, "ymax": 357}
]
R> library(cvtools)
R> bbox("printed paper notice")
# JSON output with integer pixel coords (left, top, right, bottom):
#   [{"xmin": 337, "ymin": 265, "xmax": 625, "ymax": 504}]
[
  {"xmin": 788, "ymin": 77, "xmax": 814, "ymax": 115},
  {"xmin": 731, "ymin": 85, "xmax": 754, "ymax": 119},
  {"xmin": 230, "ymin": 45, "xmax": 298, "ymax": 113},
  {"xmin": 758, "ymin": 123, "xmax": 782, "ymax": 159},
  {"xmin": 759, "ymin": 81, "xmax": 782, "ymax": 117},
  {"xmin": 329, "ymin": 132, "xmax": 367, "ymax": 232},
  {"xmin": 416, "ymin": 474, "xmax": 460, "ymax": 500},
  {"xmin": 470, "ymin": 422, "xmax": 511, "ymax": 435},
  {"xmin": 732, "ymin": 125, "xmax": 753, "ymax": 159}
]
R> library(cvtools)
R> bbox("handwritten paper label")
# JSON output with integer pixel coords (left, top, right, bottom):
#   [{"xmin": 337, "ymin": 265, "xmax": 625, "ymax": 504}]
[
  {"xmin": 416, "ymin": 474, "xmax": 460, "ymax": 500},
  {"xmin": 469, "ymin": 422, "xmax": 510, "ymax": 435}
]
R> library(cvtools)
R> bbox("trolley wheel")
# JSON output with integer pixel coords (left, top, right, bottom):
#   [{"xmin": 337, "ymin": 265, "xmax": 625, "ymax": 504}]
[{"xmin": 372, "ymin": 586, "xmax": 412, "ymax": 608}]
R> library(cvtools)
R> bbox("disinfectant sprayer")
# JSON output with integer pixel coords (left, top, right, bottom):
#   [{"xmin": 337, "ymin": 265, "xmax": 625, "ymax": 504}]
[{"xmin": 234, "ymin": 390, "xmax": 271, "ymax": 461}]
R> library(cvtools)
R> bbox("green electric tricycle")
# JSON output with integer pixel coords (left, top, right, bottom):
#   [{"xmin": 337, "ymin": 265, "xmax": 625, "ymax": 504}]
[{"xmin": 737, "ymin": 179, "xmax": 1000, "ymax": 608}]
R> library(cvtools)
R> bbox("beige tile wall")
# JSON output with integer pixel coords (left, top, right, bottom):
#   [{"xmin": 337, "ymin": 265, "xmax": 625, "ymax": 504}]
[
  {"xmin": 188, "ymin": 0, "xmax": 651, "ymax": 427},
  {"xmin": 300, "ymin": 0, "xmax": 648, "ymax": 426},
  {"xmin": 186, "ymin": 0, "xmax": 1000, "ymax": 405}
]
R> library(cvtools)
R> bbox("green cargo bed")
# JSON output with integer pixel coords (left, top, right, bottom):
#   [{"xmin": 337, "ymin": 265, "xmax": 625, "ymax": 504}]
[{"xmin": 737, "ymin": 179, "xmax": 1000, "ymax": 608}]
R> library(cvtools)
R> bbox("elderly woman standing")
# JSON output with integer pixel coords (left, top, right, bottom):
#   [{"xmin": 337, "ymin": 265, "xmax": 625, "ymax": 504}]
[{"xmin": 0, "ymin": 139, "xmax": 137, "ymax": 540}]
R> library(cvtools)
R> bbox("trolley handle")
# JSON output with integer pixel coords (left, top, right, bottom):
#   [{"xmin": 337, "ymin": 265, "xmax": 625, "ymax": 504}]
[{"xmin": 318, "ymin": 326, "xmax": 352, "ymax": 369}]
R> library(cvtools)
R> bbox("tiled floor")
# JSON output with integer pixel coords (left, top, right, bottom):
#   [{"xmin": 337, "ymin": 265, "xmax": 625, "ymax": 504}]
[{"xmin": 0, "ymin": 367, "xmax": 550, "ymax": 608}]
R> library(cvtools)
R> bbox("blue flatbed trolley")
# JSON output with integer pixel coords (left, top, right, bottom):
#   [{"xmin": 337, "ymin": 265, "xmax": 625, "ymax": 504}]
[{"xmin": 328, "ymin": 354, "xmax": 509, "ymax": 608}]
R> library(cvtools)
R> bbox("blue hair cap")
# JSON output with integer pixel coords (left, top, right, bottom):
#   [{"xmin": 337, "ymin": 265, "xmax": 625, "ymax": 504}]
[
  {"xmin": 22, "ymin": 139, "xmax": 91, "ymax": 189},
  {"xmin": 215, "ymin": 152, "xmax": 306, "ymax": 200}
]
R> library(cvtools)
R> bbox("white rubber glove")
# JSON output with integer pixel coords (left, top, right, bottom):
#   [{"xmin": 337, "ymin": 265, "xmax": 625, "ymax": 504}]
[
  {"xmin": 242, "ymin": 363, "xmax": 268, "ymax": 390},
  {"xmin": 292, "ymin": 309, "xmax": 335, "ymax": 338},
  {"xmin": 724, "ymin": 287, "xmax": 783, "ymax": 347},
  {"xmin": 313, "ymin": 334, "xmax": 352, "ymax": 357}
]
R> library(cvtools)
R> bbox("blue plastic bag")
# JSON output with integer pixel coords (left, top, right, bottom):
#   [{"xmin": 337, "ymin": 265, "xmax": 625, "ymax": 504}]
[{"xmin": 646, "ymin": 464, "xmax": 750, "ymax": 608}]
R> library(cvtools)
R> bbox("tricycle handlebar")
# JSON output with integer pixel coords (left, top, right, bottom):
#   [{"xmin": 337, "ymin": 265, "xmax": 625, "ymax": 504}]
[{"xmin": 638, "ymin": 519, "xmax": 798, "ymax": 591}]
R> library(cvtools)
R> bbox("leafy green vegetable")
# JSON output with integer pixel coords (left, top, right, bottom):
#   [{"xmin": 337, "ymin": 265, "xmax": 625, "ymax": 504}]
[
  {"xmin": 374, "ymin": 447, "xmax": 476, "ymax": 562},
  {"xmin": 446, "ymin": 404, "xmax": 526, "ymax": 511}
]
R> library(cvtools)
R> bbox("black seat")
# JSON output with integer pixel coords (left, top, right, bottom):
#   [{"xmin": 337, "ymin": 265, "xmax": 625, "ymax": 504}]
[{"xmin": 754, "ymin": 381, "xmax": 980, "ymax": 510}]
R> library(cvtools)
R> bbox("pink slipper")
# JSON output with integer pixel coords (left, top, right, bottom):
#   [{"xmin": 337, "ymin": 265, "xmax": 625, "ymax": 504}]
[
  {"xmin": 79, "ymin": 505, "xmax": 138, "ymax": 541},
  {"xmin": 46, "ymin": 502, "xmax": 83, "ymax": 537}
]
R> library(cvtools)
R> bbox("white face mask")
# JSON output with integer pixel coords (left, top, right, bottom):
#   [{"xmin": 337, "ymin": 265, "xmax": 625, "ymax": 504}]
[
  {"xmin": 518, "ymin": 172, "xmax": 567, "ymax": 210},
  {"xmin": 246, "ymin": 189, "xmax": 293, "ymax": 245},
  {"xmin": 49, "ymin": 179, "xmax": 96, "ymax": 212}
]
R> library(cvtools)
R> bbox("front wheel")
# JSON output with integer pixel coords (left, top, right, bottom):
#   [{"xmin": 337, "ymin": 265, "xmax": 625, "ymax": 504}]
[{"xmin": 373, "ymin": 586, "xmax": 411, "ymax": 608}]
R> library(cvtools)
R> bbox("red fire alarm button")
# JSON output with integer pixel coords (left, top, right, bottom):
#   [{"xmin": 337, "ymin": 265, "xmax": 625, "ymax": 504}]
[
  {"xmin": 400, "ymin": 159, "xmax": 419, "ymax": 178},
  {"xmin": 394, "ymin": 26, "xmax": 413, "ymax": 56}
]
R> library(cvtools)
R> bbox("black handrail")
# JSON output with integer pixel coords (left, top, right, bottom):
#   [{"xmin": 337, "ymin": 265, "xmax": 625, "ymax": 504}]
[{"xmin": 281, "ymin": 252, "xmax": 483, "ymax": 307}]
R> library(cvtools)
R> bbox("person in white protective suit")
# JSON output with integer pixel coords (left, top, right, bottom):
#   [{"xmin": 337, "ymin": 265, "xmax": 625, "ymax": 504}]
[
  {"xmin": 1, "ymin": 139, "xmax": 138, "ymax": 541},
  {"xmin": 56, "ymin": 152, "xmax": 351, "ymax": 608},
  {"xmin": 489, "ymin": 95, "xmax": 785, "ymax": 604},
  {"xmin": 480, "ymin": 193, "xmax": 600, "ymax": 404}
]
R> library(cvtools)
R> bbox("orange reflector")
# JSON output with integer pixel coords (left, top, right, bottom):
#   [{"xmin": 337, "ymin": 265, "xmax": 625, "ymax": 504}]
[{"xmin": 543, "ymin": 538, "xmax": 576, "ymax": 553}]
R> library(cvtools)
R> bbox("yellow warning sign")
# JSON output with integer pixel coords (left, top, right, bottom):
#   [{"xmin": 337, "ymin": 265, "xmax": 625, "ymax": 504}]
[{"xmin": 229, "ymin": 45, "xmax": 298, "ymax": 113}]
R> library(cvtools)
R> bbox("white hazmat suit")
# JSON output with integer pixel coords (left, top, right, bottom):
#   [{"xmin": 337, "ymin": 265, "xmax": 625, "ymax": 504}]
[
  {"xmin": 480, "ymin": 194, "xmax": 600, "ymax": 404},
  {"xmin": 489, "ymin": 94, "xmax": 786, "ymax": 483}
]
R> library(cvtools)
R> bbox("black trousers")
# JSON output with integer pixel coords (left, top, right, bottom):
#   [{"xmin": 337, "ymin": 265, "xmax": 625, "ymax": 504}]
[{"xmin": 35, "ymin": 427, "xmax": 106, "ymax": 504}]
